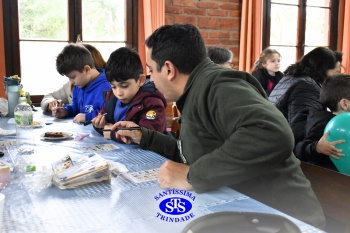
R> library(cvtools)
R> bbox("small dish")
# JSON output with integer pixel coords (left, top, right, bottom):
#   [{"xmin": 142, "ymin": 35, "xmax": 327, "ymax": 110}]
[
  {"xmin": 33, "ymin": 121, "xmax": 43, "ymax": 128},
  {"xmin": 40, "ymin": 132, "xmax": 73, "ymax": 140}
]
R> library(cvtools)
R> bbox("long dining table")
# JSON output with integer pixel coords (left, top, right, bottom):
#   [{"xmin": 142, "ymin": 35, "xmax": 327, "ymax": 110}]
[{"xmin": 0, "ymin": 110, "xmax": 325, "ymax": 233}]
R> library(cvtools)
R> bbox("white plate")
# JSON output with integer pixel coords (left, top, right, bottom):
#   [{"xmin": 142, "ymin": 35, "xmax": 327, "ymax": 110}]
[
  {"xmin": 40, "ymin": 132, "xmax": 73, "ymax": 140},
  {"xmin": 33, "ymin": 121, "xmax": 43, "ymax": 128}
]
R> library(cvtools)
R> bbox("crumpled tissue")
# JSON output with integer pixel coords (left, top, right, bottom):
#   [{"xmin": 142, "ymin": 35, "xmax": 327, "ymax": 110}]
[
  {"xmin": 109, "ymin": 161, "xmax": 129, "ymax": 175},
  {"xmin": 0, "ymin": 128, "xmax": 16, "ymax": 136}
]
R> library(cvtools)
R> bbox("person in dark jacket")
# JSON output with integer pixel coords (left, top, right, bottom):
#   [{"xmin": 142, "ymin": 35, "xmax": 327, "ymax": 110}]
[
  {"xmin": 111, "ymin": 24, "xmax": 325, "ymax": 229},
  {"xmin": 92, "ymin": 47, "xmax": 167, "ymax": 143},
  {"xmin": 207, "ymin": 46, "xmax": 234, "ymax": 69},
  {"xmin": 269, "ymin": 47, "xmax": 342, "ymax": 145},
  {"xmin": 294, "ymin": 74, "xmax": 350, "ymax": 170},
  {"xmin": 251, "ymin": 48, "xmax": 283, "ymax": 96}
]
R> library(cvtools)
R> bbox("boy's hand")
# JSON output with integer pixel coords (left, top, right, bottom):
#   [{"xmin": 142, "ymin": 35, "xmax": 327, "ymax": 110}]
[
  {"xmin": 113, "ymin": 121, "xmax": 142, "ymax": 144},
  {"xmin": 52, "ymin": 106, "xmax": 67, "ymax": 118},
  {"xmin": 103, "ymin": 124, "xmax": 113, "ymax": 139},
  {"xmin": 73, "ymin": 113, "xmax": 86, "ymax": 123},
  {"xmin": 91, "ymin": 113, "xmax": 107, "ymax": 128},
  {"xmin": 316, "ymin": 131, "xmax": 345, "ymax": 160}
]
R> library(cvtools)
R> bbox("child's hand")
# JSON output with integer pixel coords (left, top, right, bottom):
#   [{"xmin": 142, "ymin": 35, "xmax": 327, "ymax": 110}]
[
  {"xmin": 91, "ymin": 113, "xmax": 107, "ymax": 128},
  {"xmin": 103, "ymin": 124, "xmax": 113, "ymax": 139},
  {"xmin": 316, "ymin": 131, "xmax": 345, "ymax": 159},
  {"xmin": 73, "ymin": 113, "xmax": 86, "ymax": 123},
  {"xmin": 52, "ymin": 106, "xmax": 67, "ymax": 118},
  {"xmin": 48, "ymin": 99, "xmax": 64, "ymax": 112}
]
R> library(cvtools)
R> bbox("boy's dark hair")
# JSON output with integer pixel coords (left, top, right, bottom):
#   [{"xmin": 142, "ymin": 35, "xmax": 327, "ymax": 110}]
[
  {"xmin": 105, "ymin": 47, "xmax": 143, "ymax": 83},
  {"xmin": 207, "ymin": 47, "xmax": 232, "ymax": 65},
  {"xmin": 56, "ymin": 43, "xmax": 95, "ymax": 75},
  {"xmin": 284, "ymin": 47, "xmax": 338, "ymax": 83},
  {"xmin": 320, "ymin": 74, "xmax": 350, "ymax": 112},
  {"xmin": 145, "ymin": 24, "xmax": 207, "ymax": 74}
]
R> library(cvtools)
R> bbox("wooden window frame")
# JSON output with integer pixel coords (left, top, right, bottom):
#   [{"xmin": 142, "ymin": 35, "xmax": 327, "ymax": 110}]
[
  {"xmin": 2, "ymin": 0, "xmax": 138, "ymax": 105},
  {"xmin": 262, "ymin": 0, "xmax": 339, "ymax": 60}
]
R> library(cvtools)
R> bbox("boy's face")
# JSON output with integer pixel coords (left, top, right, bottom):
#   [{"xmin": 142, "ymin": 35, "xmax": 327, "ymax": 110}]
[
  {"xmin": 65, "ymin": 66, "xmax": 91, "ymax": 88},
  {"xmin": 110, "ymin": 75, "xmax": 145, "ymax": 104}
]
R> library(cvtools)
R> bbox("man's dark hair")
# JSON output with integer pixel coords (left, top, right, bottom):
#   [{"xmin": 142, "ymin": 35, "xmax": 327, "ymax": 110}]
[
  {"xmin": 320, "ymin": 74, "xmax": 350, "ymax": 112},
  {"xmin": 145, "ymin": 24, "xmax": 207, "ymax": 74},
  {"xmin": 56, "ymin": 43, "xmax": 95, "ymax": 75},
  {"xmin": 105, "ymin": 46, "xmax": 143, "ymax": 83}
]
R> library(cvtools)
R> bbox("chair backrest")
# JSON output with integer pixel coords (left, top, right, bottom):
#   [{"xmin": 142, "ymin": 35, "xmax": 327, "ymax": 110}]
[
  {"xmin": 172, "ymin": 102, "xmax": 180, "ymax": 118},
  {"xmin": 300, "ymin": 162, "xmax": 350, "ymax": 233},
  {"xmin": 170, "ymin": 103, "xmax": 181, "ymax": 139}
]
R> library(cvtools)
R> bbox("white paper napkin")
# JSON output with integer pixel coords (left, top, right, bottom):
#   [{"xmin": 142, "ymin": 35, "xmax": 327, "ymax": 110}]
[
  {"xmin": 109, "ymin": 161, "xmax": 129, "ymax": 175},
  {"xmin": 0, "ymin": 128, "xmax": 16, "ymax": 136}
]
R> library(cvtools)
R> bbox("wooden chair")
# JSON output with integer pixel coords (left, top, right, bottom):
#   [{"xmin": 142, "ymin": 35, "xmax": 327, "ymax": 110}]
[
  {"xmin": 171, "ymin": 102, "xmax": 181, "ymax": 139},
  {"xmin": 300, "ymin": 162, "xmax": 350, "ymax": 233}
]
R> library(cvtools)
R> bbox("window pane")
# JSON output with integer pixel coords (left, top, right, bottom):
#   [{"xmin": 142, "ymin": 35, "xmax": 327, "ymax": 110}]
[
  {"xmin": 307, "ymin": 0, "xmax": 330, "ymax": 7},
  {"xmin": 305, "ymin": 8, "xmax": 330, "ymax": 46},
  {"xmin": 270, "ymin": 4, "xmax": 298, "ymax": 46},
  {"xmin": 20, "ymin": 42, "xmax": 68, "ymax": 95},
  {"xmin": 18, "ymin": 0, "xmax": 68, "ymax": 40},
  {"xmin": 82, "ymin": 0, "xmax": 126, "ymax": 41},
  {"xmin": 86, "ymin": 42, "xmax": 126, "ymax": 62},
  {"xmin": 270, "ymin": 46, "xmax": 297, "ymax": 73},
  {"xmin": 271, "ymin": 0, "xmax": 298, "ymax": 4},
  {"xmin": 304, "ymin": 46, "xmax": 318, "ymax": 56}
]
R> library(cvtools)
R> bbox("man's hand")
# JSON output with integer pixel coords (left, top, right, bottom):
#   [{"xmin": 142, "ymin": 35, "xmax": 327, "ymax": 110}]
[
  {"xmin": 113, "ymin": 121, "xmax": 142, "ymax": 144},
  {"xmin": 316, "ymin": 131, "xmax": 345, "ymax": 160},
  {"xmin": 157, "ymin": 161, "xmax": 192, "ymax": 190}
]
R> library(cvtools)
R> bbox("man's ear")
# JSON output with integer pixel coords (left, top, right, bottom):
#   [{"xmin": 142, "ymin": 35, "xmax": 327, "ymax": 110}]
[{"xmin": 164, "ymin": 61, "xmax": 176, "ymax": 81}]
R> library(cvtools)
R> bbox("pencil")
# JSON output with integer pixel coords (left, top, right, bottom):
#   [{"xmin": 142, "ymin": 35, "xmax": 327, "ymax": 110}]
[{"xmin": 103, "ymin": 127, "xmax": 141, "ymax": 131}]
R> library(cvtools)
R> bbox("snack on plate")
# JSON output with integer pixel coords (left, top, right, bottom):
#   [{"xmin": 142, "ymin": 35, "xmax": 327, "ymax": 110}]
[
  {"xmin": 44, "ymin": 132, "xmax": 65, "ymax": 138},
  {"xmin": 33, "ymin": 121, "xmax": 40, "ymax": 126}
]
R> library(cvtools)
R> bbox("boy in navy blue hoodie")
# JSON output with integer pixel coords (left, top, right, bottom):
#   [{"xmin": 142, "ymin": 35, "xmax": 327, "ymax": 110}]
[
  {"xmin": 52, "ymin": 43, "xmax": 110, "ymax": 123},
  {"xmin": 92, "ymin": 47, "xmax": 167, "ymax": 142}
]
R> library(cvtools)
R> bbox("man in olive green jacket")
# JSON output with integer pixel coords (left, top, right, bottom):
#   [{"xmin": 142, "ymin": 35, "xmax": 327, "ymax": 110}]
[{"xmin": 112, "ymin": 24, "xmax": 325, "ymax": 229}]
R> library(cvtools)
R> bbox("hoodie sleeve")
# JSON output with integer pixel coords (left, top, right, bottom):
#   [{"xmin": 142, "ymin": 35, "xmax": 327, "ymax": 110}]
[
  {"xmin": 64, "ymin": 86, "xmax": 80, "ymax": 117},
  {"xmin": 137, "ymin": 96, "xmax": 167, "ymax": 133}
]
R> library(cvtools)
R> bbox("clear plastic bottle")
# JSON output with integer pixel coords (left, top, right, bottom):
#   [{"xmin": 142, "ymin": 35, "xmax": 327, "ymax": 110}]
[{"xmin": 14, "ymin": 96, "xmax": 34, "ymax": 154}]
